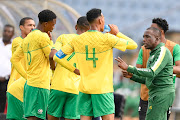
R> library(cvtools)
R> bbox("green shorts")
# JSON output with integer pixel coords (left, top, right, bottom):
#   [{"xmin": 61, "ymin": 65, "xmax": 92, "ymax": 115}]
[
  {"xmin": 146, "ymin": 92, "xmax": 175, "ymax": 120},
  {"xmin": 24, "ymin": 84, "xmax": 50, "ymax": 119},
  {"xmin": 6, "ymin": 92, "xmax": 26, "ymax": 120},
  {"xmin": 78, "ymin": 92, "xmax": 115, "ymax": 117},
  {"xmin": 47, "ymin": 89, "xmax": 79, "ymax": 119}
]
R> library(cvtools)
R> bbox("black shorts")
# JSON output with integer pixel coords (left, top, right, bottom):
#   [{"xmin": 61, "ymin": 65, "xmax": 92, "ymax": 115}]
[{"xmin": 114, "ymin": 93, "xmax": 126, "ymax": 118}]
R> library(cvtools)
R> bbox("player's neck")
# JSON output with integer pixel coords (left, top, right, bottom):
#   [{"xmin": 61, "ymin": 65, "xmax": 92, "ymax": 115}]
[
  {"xmin": 36, "ymin": 24, "xmax": 45, "ymax": 32},
  {"xmin": 21, "ymin": 34, "xmax": 26, "ymax": 39},
  {"xmin": 90, "ymin": 24, "xmax": 100, "ymax": 31},
  {"xmin": 161, "ymin": 36, "xmax": 166, "ymax": 44}
]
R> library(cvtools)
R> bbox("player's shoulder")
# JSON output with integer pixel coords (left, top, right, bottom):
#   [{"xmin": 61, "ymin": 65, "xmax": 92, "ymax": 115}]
[
  {"xmin": 59, "ymin": 34, "xmax": 77, "ymax": 38},
  {"xmin": 12, "ymin": 36, "xmax": 22, "ymax": 43},
  {"xmin": 165, "ymin": 40, "xmax": 177, "ymax": 48},
  {"xmin": 57, "ymin": 34, "xmax": 77, "ymax": 42}
]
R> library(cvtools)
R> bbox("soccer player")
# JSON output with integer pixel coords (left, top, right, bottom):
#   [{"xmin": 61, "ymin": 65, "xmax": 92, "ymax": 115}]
[
  {"xmin": 53, "ymin": 8, "xmax": 137, "ymax": 120},
  {"xmin": 6, "ymin": 17, "xmax": 35, "ymax": 120},
  {"xmin": 137, "ymin": 18, "xmax": 180, "ymax": 120},
  {"xmin": 10, "ymin": 9, "xmax": 56, "ymax": 120},
  {"xmin": 116, "ymin": 27, "xmax": 175, "ymax": 120},
  {"xmin": 47, "ymin": 16, "xmax": 90, "ymax": 120},
  {"xmin": 8, "ymin": 17, "xmax": 35, "ymax": 88}
]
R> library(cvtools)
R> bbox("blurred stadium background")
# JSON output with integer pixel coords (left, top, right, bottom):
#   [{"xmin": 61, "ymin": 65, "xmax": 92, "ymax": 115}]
[{"xmin": 0, "ymin": 0, "xmax": 180, "ymax": 120}]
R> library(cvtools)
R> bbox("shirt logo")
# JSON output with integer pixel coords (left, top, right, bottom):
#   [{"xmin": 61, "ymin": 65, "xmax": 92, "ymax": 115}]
[
  {"xmin": 149, "ymin": 106, "xmax": 152, "ymax": 109},
  {"xmin": 38, "ymin": 109, "xmax": 43, "ymax": 114},
  {"xmin": 56, "ymin": 50, "xmax": 66, "ymax": 59},
  {"xmin": 138, "ymin": 106, "xmax": 141, "ymax": 111}
]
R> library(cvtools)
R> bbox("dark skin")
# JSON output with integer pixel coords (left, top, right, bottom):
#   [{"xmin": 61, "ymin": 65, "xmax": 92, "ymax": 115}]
[
  {"xmin": 151, "ymin": 23, "xmax": 180, "ymax": 75},
  {"xmin": 2, "ymin": 26, "xmax": 14, "ymax": 45},
  {"xmin": 27, "ymin": 19, "xmax": 56, "ymax": 120},
  {"xmin": 0, "ymin": 26, "xmax": 14, "ymax": 82},
  {"xmin": 115, "ymin": 29, "xmax": 161, "ymax": 78},
  {"xmin": 49, "ymin": 24, "xmax": 90, "ymax": 75}
]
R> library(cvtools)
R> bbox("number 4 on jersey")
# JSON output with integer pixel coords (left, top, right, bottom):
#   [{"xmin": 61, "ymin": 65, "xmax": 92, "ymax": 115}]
[{"xmin": 85, "ymin": 45, "xmax": 98, "ymax": 68}]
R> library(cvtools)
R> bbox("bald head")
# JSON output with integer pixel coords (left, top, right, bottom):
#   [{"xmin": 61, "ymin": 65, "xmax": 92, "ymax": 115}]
[{"xmin": 147, "ymin": 27, "xmax": 161, "ymax": 40}]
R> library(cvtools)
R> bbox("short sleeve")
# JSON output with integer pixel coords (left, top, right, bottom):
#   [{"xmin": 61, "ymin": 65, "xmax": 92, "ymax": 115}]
[
  {"xmin": 136, "ymin": 48, "xmax": 143, "ymax": 65},
  {"xmin": 173, "ymin": 44, "xmax": 180, "ymax": 62}
]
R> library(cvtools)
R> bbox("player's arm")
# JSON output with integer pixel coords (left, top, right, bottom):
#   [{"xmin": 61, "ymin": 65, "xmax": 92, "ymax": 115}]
[
  {"xmin": 10, "ymin": 46, "xmax": 27, "ymax": 79},
  {"xmin": 130, "ymin": 74, "xmax": 146, "ymax": 84},
  {"xmin": 49, "ymin": 36, "xmax": 63, "ymax": 70},
  {"xmin": 127, "ymin": 47, "xmax": 170, "ymax": 78},
  {"xmin": 108, "ymin": 24, "xmax": 138, "ymax": 50},
  {"xmin": 136, "ymin": 48, "xmax": 143, "ymax": 68},
  {"xmin": 116, "ymin": 32, "xmax": 137, "ymax": 49},
  {"xmin": 53, "ymin": 43, "xmax": 80, "ymax": 75},
  {"xmin": 172, "ymin": 44, "xmax": 180, "ymax": 75},
  {"xmin": 116, "ymin": 47, "xmax": 170, "ymax": 78}
]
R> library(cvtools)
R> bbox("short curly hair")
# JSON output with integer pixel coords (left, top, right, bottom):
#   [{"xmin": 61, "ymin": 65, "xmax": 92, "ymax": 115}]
[
  {"xmin": 152, "ymin": 18, "xmax": 169, "ymax": 33},
  {"xmin": 38, "ymin": 9, "xmax": 56, "ymax": 23},
  {"xmin": 86, "ymin": 8, "xmax": 102, "ymax": 23}
]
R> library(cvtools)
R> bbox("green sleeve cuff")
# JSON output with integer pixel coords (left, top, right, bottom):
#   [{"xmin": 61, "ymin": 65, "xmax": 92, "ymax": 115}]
[{"xmin": 127, "ymin": 65, "xmax": 134, "ymax": 73}]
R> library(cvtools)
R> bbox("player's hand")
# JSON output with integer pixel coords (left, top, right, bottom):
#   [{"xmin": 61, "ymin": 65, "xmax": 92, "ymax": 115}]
[
  {"xmin": 47, "ymin": 31, "xmax": 52, "ymax": 40},
  {"xmin": 108, "ymin": 24, "xmax": 119, "ymax": 35},
  {"xmin": 74, "ymin": 69, "xmax": 80, "ymax": 75},
  {"xmin": 115, "ymin": 57, "xmax": 128, "ymax": 70},
  {"xmin": 122, "ymin": 70, "xmax": 133, "ymax": 78}
]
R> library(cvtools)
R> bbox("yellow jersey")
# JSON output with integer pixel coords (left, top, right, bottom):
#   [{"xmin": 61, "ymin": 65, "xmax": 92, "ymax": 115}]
[
  {"xmin": 7, "ymin": 77, "xmax": 26, "ymax": 102},
  {"xmin": 11, "ymin": 29, "xmax": 52, "ymax": 89},
  {"xmin": 54, "ymin": 30, "xmax": 138, "ymax": 94},
  {"xmin": 51, "ymin": 34, "xmax": 80, "ymax": 94},
  {"xmin": 8, "ymin": 36, "xmax": 26, "ymax": 88}
]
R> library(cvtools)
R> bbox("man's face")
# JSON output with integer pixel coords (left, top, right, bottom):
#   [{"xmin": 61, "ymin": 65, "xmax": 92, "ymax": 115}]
[
  {"xmin": 99, "ymin": 13, "xmax": 105, "ymax": 32},
  {"xmin": 3, "ymin": 26, "xmax": 14, "ymax": 42},
  {"xmin": 45, "ymin": 19, "xmax": 56, "ymax": 32},
  {"xmin": 21, "ymin": 19, "xmax": 35, "ymax": 35},
  {"xmin": 143, "ymin": 30, "xmax": 157, "ymax": 50}
]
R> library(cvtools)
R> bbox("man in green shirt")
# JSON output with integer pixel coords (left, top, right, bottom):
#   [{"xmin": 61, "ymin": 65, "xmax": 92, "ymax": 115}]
[
  {"xmin": 115, "ymin": 27, "xmax": 175, "ymax": 120},
  {"xmin": 137, "ymin": 18, "xmax": 180, "ymax": 120}
]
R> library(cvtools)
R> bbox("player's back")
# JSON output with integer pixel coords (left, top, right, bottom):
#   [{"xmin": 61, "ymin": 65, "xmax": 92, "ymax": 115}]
[
  {"xmin": 8, "ymin": 36, "xmax": 26, "ymax": 88},
  {"xmin": 70, "ymin": 30, "xmax": 127, "ymax": 94},
  {"xmin": 21, "ymin": 29, "xmax": 51, "ymax": 89},
  {"xmin": 51, "ymin": 34, "xmax": 80, "ymax": 94}
]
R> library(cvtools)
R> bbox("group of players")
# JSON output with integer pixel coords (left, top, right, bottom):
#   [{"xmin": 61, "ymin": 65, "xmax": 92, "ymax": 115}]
[{"xmin": 5, "ymin": 8, "xmax": 180, "ymax": 120}]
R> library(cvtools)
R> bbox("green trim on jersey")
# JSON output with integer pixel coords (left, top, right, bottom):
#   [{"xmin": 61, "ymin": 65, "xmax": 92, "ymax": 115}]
[
  {"xmin": 20, "ymin": 36, "xmax": 24, "ymax": 39},
  {"xmin": 87, "ymin": 30, "xmax": 98, "ymax": 32},
  {"xmin": 32, "ymin": 29, "xmax": 38, "ymax": 31}
]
